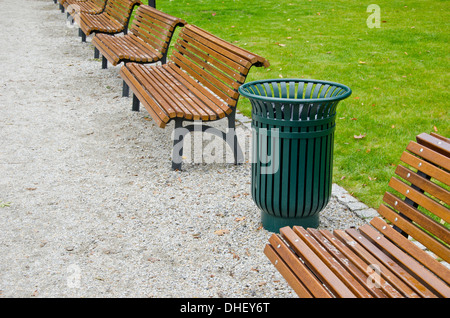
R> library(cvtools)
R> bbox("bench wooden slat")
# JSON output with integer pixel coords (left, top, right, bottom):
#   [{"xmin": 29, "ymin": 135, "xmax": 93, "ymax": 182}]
[
  {"xmin": 370, "ymin": 217, "xmax": 450, "ymax": 285},
  {"xmin": 281, "ymin": 227, "xmax": 357, "ymax": 298},
  {"xmin": 306, "ymin": 228, "xmax": 386, "ymax": 297},
  {"xmin": 127, "ymin": 63, "xmax": 180, "ymax": 119},
  {"xmin": 92, "ymin": 36, "xmax": 121, "ymax": 64},
  {"xmin": 407, "ymin": 141, "xmax": 450, "ymax": 171},
  {"xmin": 388, "ymin": 177, "xmax": 450, "ymax": 224},
  {"xmin": 166, "ymin": 62, "xmax": 231, "ymax": 118},
  {"xmin": 294, "ymin": 227, "xmax": 375, "ymax": 298},
  {"xmin": 186, "ymin": 24, "xmax": 270, "ymax": 69},
  {"xmin": 317, "ymin": 229, "xmax": 402, "ymax": 298},
  {"xmin": 344, "ymin": 228, "xmax": 437, "ymax": 298},
  {"xmin": 417, "ymin": 132, "xmax": 450, "ymax": 158},
  {"xmin": 265, "ymin": 234, "xmax": 332, "ymax": 298},
  {"xmin": 119, "ymin": 66, "xmax": 168, "ymax": 127},
  {"xmin": 333, "ymin": 229, "xmax": 420, "ymax": 297},
  {"xmin": 382, "ymin": 192, "xmax": 450, "ymax": 247},
  {"xmin": 152, "ymin": 66, "xmax": 214, "ymax": 120},
  {"xmin": 378, "ymin": 204, "xmax": 450, "ymax": 264},
  {"xmin": 358, "ymin": 224, "xmax": 450, "ymax": 297},
  {"xmin": 396, "ymin": 164, "xmax": 450, "ymax": 205},
  {"xmin": 400, "ymin": 151, "xmax": 450, "ymax": 186}
]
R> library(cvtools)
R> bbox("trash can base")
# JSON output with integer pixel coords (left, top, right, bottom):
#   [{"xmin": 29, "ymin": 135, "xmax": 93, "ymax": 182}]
[{"xmin": 261, "ymin": 211, "xmax": 319, "ymax": 233}]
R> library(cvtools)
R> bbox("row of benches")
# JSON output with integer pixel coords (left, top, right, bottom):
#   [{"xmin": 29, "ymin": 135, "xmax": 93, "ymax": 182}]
[
  {"xmin": 54, "ymin": 0, "xmax": 269, "ymax": 170},
  {"xmin": 52, "ymin": 1, "xmax": 449, "ymax": 298}
]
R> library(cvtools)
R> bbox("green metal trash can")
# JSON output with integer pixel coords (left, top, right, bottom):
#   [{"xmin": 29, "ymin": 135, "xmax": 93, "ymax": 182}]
[{"xmin": 238, "ymin": 79, "xmax": 351, "ymax": 232}]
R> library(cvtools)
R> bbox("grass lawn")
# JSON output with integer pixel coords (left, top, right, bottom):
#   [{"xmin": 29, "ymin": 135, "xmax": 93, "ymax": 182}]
[{"xmin": 141, "ymin": 0, "xmax": 449, "ymax": 209}]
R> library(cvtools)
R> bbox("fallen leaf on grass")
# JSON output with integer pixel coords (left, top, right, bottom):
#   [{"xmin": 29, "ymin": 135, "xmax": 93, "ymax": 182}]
[{"xmin": 354, "ymin": 134, "xmax": 366, "ymax": 139}]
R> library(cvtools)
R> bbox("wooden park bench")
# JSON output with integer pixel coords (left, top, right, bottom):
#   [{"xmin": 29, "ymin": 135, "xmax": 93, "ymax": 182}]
[
  {"xmin": 119, "ymin": 24, "xmax": 269, "ymax": 170},
  {"xmin": 265, "ymin": 132, "xmax": 450, "ymax": 298},
  {"xmin": 78, "ymin": 0, "xmax": 142, "ymax": 42},
  {"xmin": 91, "ymin": 5, "xmax": 185, "ymax": 69}
]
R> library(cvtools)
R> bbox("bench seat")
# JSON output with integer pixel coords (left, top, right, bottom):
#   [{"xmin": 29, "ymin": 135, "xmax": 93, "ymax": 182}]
[{"xmin": 265, "ymin": 133, "xmax": 450, "ymax": 298}]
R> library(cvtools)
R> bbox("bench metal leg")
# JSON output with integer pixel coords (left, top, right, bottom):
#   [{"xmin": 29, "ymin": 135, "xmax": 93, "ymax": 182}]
[
  {"xmin": 79, "ymin": 29, "xmax": 86, "ymax": 42},
  {"xmin": 132, "ymin": 94, "xmax": 140, "ymax": 112},
  {"xmin": 227, "ymin": 108, "xmax": 244, "ymax": 165},
  {"xmin": 102, "ymin": 56, "xmax": 107, "ymax": 69},
  {"xmin": 122, "ymin": 81, "xmax": 130, "ymax": 97},
  {"xmin": 172, "ymin": 118, "xmax": 184, "ymax": 171},
  {"xmin": 170, "ymin": 112, "xmax": 244, "ymax": 171},
  {"xmin": 94, "ymin": 47, "xmax": 100, "ymax": 59}
]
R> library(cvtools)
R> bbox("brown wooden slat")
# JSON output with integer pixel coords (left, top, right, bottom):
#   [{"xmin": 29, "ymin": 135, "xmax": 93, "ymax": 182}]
[
  {"xmin": 65, "ymin": 0, "xmax": 106, "ymax": 14},
  {"xmin": 264, "ymin": 244, "xmax": 314, "ymax": 298},
  {"xmin": 166, "ymin": 62, "xmax": 231, "ymax": 117},
  {"xmin": 91, "ymin": 36, "xmax": 119, "ymax": 64},
  {"xmin": 370, "ymin": 217, "xmax": 450, "ymax": 286},
  {"xmin": 389, "ymin": 177, "xmax": 450, "ymax": 224},
  {"xmin": 293, "ymin": 227, "xmax": 374, "ymax": 297},
  {"xmin": 358, "ymin": 224, "xmax": 450, "ymax": 297},
  {"xmin": 80, "ymin": 0, "xmax": 140, "ymax": 35},
  {"xmin": 319, "ymin": 229, "xmax": 402, "ymax": 298},
  {"xmin": 377, "ymin": 204, "xmax": 450, "ymax": 263},
  {"xmin": 345, "ymin": 228, "xmax": 437, "ymax": 298},
  {"xmin": 119, "ymin": 66, "xmax": 168, "ymax": 128},
  {"xmin": 396, "ymin": 164, "xmax": 450, "ymax": 205},
  {"xmin": 334, "ymin": 229, "xmax": 419, "ymax": 297},
  {"xmin": 407, "ymin": 141, "xmax": 450, "ymax": 171},
  {"xmin": 383, "ymin": 192, "xmax": 450, "ymax": 246},
  {"xmin": 281, "ymin": 227, "xmax": 356, "ymax": 297},
  {"xmin": 154, "ymin": 66, "xmax": 216, "ymax": 120},
  {"xmin": 265, "ymin": 234, "xmax": 333, "ymax": 298},
  {"xmin": 127, "ymin": 63, "xmax": 179, "ymax": 119},
  {"xmin": 417, "ymin": 132, "xmax": 450, "ymax": 157},
  {"xmin": 174, "ymin": 42, "xmax": 240, "ymax": 91},
  {"xmin": 171, "ymin": 52, "xmax": 237, "ymax": 106},
  {"xmin": 307, "ymin": 228, "xmax": 386, "ymax": 298},
  {"xmin": 401, "ymin": 151, "xmax": 450, "ymax": 187},
  {"xmin": 186, "ymin": 24, "xmax": 270, "ymax": 68}
]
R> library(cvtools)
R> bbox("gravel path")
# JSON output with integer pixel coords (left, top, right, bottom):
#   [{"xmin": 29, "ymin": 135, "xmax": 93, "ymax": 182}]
[{"xmin": 0, "ymin": 0, "xmax": 370, "ymax": 298}]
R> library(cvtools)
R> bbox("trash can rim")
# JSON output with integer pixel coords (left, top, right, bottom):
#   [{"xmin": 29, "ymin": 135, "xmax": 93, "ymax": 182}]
[{"xmin": 238, "ymin": 78, "xmax": 352, "ymax": 103}]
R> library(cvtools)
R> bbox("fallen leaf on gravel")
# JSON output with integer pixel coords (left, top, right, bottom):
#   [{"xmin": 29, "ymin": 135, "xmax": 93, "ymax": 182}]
[{"xmin": 214, "ymin": 229, "xmax": 230, "ymax": 236}]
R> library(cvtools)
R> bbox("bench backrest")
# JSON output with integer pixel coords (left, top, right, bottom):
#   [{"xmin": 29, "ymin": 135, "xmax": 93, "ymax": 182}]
[
  {"xmin": 377, "ymin": 133, "xmax": 450, "ymax": 263},
  {"xmin": 129, "ymin": 6, "xmax": 185, "ymax": 56},
  {"xmin": 170, "ymin": 24, "xmax": 269, "ymax": 108},
  {"xmin": 105, "ymin": 0, "xmax": 141, "ymax": 25}
]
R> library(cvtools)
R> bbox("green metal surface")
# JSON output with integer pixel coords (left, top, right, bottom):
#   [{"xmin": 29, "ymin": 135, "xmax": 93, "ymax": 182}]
[{"xmin": 239, "ymin": 79, "xmax": 351, "ymax": 233}]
